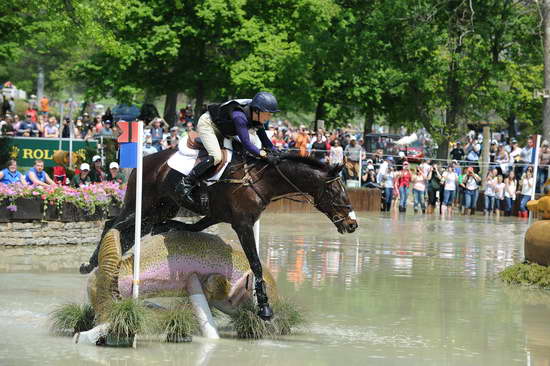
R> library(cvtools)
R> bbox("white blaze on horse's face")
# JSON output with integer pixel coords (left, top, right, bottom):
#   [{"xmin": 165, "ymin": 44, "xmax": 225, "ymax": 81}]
[{"xmin": 348, "ymin": 211, "xmax": 357, "ymax": 221}]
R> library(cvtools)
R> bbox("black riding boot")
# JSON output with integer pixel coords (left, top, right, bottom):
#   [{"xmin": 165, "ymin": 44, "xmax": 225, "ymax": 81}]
[{"xmin": 175, "ymin": 156, "xmax": 215, "ymax": 205}]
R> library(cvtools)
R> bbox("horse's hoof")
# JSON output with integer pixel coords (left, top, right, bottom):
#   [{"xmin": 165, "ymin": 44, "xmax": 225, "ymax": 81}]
[
  {"xmin": 257, "ymin": 304, "xmax": 273, "ymax": 321},
  {"xmin": 79, "ymin": 263, "xmax": 94, "ymax": 274}
]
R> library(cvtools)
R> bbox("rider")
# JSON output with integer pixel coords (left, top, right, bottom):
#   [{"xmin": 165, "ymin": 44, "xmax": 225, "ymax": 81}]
[{"xmin": 176, "ymin": 91, "xmax": 280, "ymax": 202}]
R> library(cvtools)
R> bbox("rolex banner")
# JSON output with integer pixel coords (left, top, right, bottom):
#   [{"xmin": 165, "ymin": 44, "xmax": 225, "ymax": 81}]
[{"xmin": 3, "ymin": 137, "xmax": 98, "ymax": 168}]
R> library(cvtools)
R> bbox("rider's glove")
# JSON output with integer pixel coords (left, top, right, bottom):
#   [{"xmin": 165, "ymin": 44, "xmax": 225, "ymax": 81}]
[{"xmin": 260, "ymin": 149, "xmax": 280, "ymax": 165}]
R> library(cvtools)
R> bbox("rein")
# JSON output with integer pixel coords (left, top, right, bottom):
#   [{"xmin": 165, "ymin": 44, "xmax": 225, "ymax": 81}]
[{"xmin": 213, "ymin": 157, "xmax": 352, "ymax": 224}]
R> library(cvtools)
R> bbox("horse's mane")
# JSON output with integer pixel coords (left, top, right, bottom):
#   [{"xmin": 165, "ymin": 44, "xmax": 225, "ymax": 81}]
[
  {"xmin": 279, "ymin": 153, "xmax": 343, "ymax": 177},
  {"xmin": 279, "ymin": 154, "xmax": 329, "ymax": 171}
]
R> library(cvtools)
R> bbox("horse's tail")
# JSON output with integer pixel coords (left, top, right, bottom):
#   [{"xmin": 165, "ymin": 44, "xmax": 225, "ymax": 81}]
[{"xmin": 87, "ymin": 228, "xmax": 123, "ymax": 323}]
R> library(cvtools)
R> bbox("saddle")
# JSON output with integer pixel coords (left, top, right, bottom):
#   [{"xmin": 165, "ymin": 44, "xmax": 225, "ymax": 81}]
[{"xmin": 183, "ymin": 130, "xmax": 228, "ymax": 178}]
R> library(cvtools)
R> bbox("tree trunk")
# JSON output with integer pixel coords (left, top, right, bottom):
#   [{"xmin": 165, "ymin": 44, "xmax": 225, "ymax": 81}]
[
  {"xmin": 314, "ymin": 96, "xmax": 326, "ymax": 131},
  {"xmin": 506, "ymin": 113, "xmax": 516, "ymax": 138},
  {"xmin": 163, "ymin": 91, "xmax": 178, "ymax": 126},
  {"xmin": 194, "ymin": 79, "xmax": 205, "ymax": 123},
  {"xmin": 36, "ymin": 65, "xmax": 45, "ymax": 101},
  {"xmin": 363, "ymin": 111, "xmax": 374, "ymax": 137},
  {"xmin": 143, "ymin": 89, "xmax": 155, "ymax": 104},
  {"xmin": 543, "ymin": 0, "xmax": 550, "ymax": 141}
]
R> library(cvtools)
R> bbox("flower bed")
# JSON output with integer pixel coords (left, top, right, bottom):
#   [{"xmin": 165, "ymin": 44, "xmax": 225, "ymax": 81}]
[{"xmin": 0, "ymin": 182, "xmax": 126, "ymax": 222}]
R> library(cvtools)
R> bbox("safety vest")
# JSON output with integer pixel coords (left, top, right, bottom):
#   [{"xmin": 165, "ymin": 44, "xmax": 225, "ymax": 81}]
[{"xmin": 207, "ymin": 99, "xmax": 261, "ymax": 136}]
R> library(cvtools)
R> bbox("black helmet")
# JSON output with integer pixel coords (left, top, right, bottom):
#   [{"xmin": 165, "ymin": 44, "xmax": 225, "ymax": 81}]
[{"xmin": 250, "ymin": 92, "xmax": 280, "ymax": 113}]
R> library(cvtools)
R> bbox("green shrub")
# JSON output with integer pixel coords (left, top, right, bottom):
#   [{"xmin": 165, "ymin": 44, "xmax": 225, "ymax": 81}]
[
  {"xmin": 49, "ymin": 302, "xmax": 95, "ymax": 335},
  {"xmin": 229, "ymin": 298, "xmax": 306, "ymax": 339},
  {"xmin": 500, "ymin": 262, "xmax": 550, "ymax": 288},
  {"xmin": 153, "ymin": 299, "xmax": 199, "ymax": 342},
  {"xmin": 106, "ymin": 298, "xmax": 148, "ymax": 339}
]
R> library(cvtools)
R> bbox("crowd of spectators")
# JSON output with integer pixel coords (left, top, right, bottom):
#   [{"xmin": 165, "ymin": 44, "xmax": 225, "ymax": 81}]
[{"xmin": 2, "ymin": 97, "xmax": 550, "ymax": 217}]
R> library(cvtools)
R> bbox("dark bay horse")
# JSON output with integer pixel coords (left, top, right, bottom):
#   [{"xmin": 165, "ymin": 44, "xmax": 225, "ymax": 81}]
[{"xmin": 80, "ymin": 146, "xmax": 358, "ymax": 320}]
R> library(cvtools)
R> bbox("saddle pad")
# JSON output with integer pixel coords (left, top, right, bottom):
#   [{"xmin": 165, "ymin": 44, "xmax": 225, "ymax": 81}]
[{"xmin": 167, "ymin": 136, "xmax": 233, "ymax": 186}]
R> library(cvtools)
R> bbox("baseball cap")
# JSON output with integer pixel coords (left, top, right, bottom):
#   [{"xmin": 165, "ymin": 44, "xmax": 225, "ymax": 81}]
[
  {"xmin": 170, "ymin": 126, "xmax": 178, "ymax": 131},
  {"xmin": 109, "ymin": 162, "xmax": 119, "ymax": 169},
  {"xmin": 92, "ymin": 155, "xmax": 101, "ymax": 162},
  {"xmin": 80, "ymin": 163, "xmax": 90, "ymax": 171},
  {"xmin": 350, "ymin": 136, "xmax": 357, "ymax": 141}
]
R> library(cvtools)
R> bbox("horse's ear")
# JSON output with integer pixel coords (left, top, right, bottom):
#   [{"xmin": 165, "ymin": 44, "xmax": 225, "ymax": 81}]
[{"xmin": 329, "ymin": 164, "xmax": 344, "ymax": 177}]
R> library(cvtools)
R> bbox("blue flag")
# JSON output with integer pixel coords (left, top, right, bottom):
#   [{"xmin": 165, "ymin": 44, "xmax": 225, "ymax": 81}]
[{"xmin": 120, "ymin": 142, "xmax": 138, "ymax": 168}]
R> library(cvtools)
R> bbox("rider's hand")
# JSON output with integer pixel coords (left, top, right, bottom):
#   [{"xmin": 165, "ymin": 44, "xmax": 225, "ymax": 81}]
[{"xmin": 259, "ymin": 149, "xmax": 267, "ymax": 158}]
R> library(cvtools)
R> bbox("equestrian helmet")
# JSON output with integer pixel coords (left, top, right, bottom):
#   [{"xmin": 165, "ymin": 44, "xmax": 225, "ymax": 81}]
[{"xmin": 250, "ymin": 92, "xmax": 280, "ymax": 113}]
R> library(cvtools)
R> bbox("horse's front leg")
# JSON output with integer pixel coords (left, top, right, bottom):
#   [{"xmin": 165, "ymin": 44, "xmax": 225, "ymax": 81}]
[
  {"xmin": 151, "ymin": 216, "xmax": 220, "ymax": 235},
  {"xmin": 231, "ymin": 222, "xmax": 273, "ymax": 321}
]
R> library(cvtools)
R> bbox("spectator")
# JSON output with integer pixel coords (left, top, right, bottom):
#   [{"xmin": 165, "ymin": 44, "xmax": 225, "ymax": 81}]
[
  {"xmin": 412, "ymin": 166, "xmax": 427, "ymax": 214},
  {"xmin": 329, "ymin": 139, "xmax": 344, "ymax": 165},
  {"xmin": 1, "ymin": 96, "xmax": 9, "ymax": 117},
  {"xmin": 494, "ymin": 175, "xmax": 505, "ymax": 217},
  {"xmin": 107, "ymin": 162, "xmax": 127, "ymax": 188},
  {"xmin": 295, "ymin": 126, "xmax": 310, "ymax": 157},
  {"xmin": 88, "ymin": 155, "xmax": 106, "ymax": 183},
  {"xmin": 143, "ymin": 135, "xmax": 159, "ymax": 156},
  {"xmin": 43, "ymin": 117, "xmax": 59, "ymax": 138},
  {"xmin": 0, "ymin": 159, "xmax": 26, "ymax": 185},
  {"xmin": 518, "ymin": 167, "xmax": 534, "ymax": 217},
  {"xmin": 71, "ymin": 163, "xmax": 92, "ymax": 188},
  {"xmin": 504, "ymin": 171, "xmax": 517, "ymax": 217},
  {"xmin": 381, "ymin": 165, "xmax": 396, "ymax": 211},
  {"xmin": 25, "ymin": 160, "xmax": 55, "ymax": 186},
  {"xmin": 17, "ymin": 113, "xmax": 38, "ymax": 137},
  {"xmin": 344, "ymin": 137, "xmax": 362, "ymax": 180},
  {"xmin": 150, "ymin": 118, "xmax": 165, "ymax": 152},
  {"xmin": 495, "ymin": 143, "xmax": 510, "ymax": 175},
  {"xmin": 449, "ymin": 142, "xmax": 465, "ymax": 162},
  {"xmin": 25, "ymin": 105, "xmax": 37, "ymax": 122},
  {"xmin": 519, "ymin": 138, "xmax": 535, "ymax": 175},
  {"xmin": 427, "ymin": 163, "xmax": 442, "ymax": 214},
  {"xmin": 441, "ymin": 165, "xmax": 458, "ymax": 217},
  {"xmin": 311, "ymin": 132, "xmax": 328, "ymax": 162},
  {"xmin": 61, "ymin": 118, "xmax": 71, "ymax": 138},
  {"xmin": 509, "ymin": 138, "xmax": 522, "ymax": 172},
  {"xmin": 461, "ymin": 166, "xmax": 481, "ymax": 215},
  {"xmin": 396, "ymin": 161, "xmax": 412, "ymax": 213},
  {"xmin": 1, "ymin": 117, "xmax": 16, "ymax": 136},
  {"xmin": 8, "ymin": 97, "xmax": 15, "ymax": 115},
  {"xmin": 539, "ymin": 142, "xmax": 550, "ymax": 193},
  {"xmin": 483, "ymin": 168, "xmax": 498, "ymax": 216},
  {"xmin": 39, "ymin": 95, "xmax": 49, "ymax": 116},
  {"xmin": 98, "ymin": 120, "xmax": 114, "ymax": 138}
]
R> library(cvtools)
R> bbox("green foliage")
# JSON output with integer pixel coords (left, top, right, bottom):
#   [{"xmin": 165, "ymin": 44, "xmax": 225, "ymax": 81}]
[
  {"xmin": 500, "ymin": 262, "xmax": 550, "ymax": 289},
  {"xmin": 49, "ymin": 302, "xmax": 95, "ymax": 335},
  {"xmin": 229, "ymin": 298, "xmax": 306, "ymax": 339},
  {"xmin": 106, "ymin": 298, "xmax": 149, "ymax": 338},
  {"xmin": 153, "ymin": 299, "xmax": 199, "ymax": 342}
]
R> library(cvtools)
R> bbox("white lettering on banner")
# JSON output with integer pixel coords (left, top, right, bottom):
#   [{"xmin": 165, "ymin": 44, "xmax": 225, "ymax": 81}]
[{"xmin": 348, "ymin": 211, "xmax": 357, "ymax": 220}]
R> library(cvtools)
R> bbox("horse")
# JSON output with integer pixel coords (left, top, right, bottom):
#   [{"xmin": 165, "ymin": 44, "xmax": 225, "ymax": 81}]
[{"xmin": 80, "ymin": 143, "xmax": 358, "ymax": 320}]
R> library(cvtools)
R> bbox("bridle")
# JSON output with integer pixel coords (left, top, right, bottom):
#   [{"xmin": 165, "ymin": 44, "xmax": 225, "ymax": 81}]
[
  {"xmin": 219, "ymin": 156, "xmax": 352, "ymax": 225},
  {"xmin": 272, "ymin": 164, "xmax": 352, "ymax": 225}
]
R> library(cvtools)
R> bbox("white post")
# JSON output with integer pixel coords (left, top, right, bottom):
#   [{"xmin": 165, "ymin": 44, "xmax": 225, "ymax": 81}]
[
  {"xmin": 188, "ymin": 273, "xmax": 219, "ymax": 339},
  {"xmin": 529, "ymin": 134, "xmax": 542, "ymax": 222},
  {"xmin": 132, "ymin": 121, "xmax": 144, "ymax": 299}
]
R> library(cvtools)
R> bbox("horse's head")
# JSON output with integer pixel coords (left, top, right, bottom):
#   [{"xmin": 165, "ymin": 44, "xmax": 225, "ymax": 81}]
[{"xmin": 314, "ymin": 164, "xmax": 358, "ymax": 234}]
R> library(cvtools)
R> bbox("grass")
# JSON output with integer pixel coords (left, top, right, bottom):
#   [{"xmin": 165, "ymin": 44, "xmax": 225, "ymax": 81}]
[
  {"xmin": 49, "ymin": 302, "xmax": 95, "ymax": 336},
  {"xmin": 229, "ymin": 298, "xmax": 306, "ymax": 339},
  {"xmin": 106, "ymin": 298, "xmax": 149, "ymax": 339},
  {"xmin": 153, "ymin": 299, "xmax": 199, "ymax": 342},
  {"xmin": 500, "ymin": 262, "xmax": 550, "ymax": 289}
]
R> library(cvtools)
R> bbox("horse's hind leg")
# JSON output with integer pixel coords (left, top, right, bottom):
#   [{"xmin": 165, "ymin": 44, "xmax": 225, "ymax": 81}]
[{"xmin": 79, "ymin": 212, "xmax": 153, "ymax": 274}]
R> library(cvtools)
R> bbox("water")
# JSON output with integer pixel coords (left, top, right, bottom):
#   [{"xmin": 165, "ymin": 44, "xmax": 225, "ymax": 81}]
[{"xmin": 0, "ymin": 212, "xmax": 548, "ymax": 365}]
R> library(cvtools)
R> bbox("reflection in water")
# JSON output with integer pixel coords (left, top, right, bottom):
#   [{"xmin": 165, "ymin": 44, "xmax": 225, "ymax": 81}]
[{"xmin": 0, "ymin": 212, "xmax": 545, "ymax": 365}]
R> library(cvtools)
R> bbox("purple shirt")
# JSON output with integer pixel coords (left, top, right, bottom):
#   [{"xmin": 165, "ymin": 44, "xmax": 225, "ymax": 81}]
[{"xmin": 231, "ymin": 111, "xmax": 273, "ymax": 156}]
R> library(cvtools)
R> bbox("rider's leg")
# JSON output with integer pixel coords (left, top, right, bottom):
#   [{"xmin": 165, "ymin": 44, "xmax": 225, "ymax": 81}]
[{"xmin": 176, "ymin": 112, "xmax": 222, "ymax": 197}]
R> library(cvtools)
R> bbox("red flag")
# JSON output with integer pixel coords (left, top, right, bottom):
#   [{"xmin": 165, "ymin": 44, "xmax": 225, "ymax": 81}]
[{"xmin": 117, "ymin": 121, "xmax": 140, "ymax": 143}]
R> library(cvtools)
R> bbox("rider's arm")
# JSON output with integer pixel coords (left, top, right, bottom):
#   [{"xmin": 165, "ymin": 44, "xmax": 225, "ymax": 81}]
[
  {"xmin": 232, "ymin": 111, "xmax": 261, "ymax": 156},
  {"xmin": 256, "ymin": 127, "xmax": 274, "ymax": 150}
]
